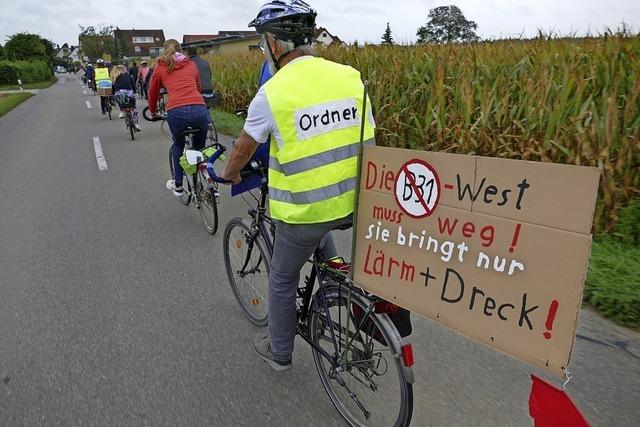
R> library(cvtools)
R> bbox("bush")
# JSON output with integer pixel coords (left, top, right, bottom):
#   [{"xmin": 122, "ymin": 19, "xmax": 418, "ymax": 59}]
[
  {"xmin": 0, "ymin": 60, "xmax": 51, "ymax": 84},
  {"xmin": 585, "ymin": 240, "xmax": 640, "ymax": 326},
  {"xmin": 614, "ymin": 198, "xmax": 640, "ymax": 246}
]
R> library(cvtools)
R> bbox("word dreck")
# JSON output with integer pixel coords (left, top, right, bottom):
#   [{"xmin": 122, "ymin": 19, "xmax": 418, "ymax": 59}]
[{"xmin": 353, "ymin": 146, "xmax": 600, "ymax": 377}]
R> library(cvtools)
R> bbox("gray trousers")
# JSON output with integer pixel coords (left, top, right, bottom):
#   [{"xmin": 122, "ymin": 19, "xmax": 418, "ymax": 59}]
[{"xmin": 268, "ymin": 215, "xmax": 352, "ymax": 359}]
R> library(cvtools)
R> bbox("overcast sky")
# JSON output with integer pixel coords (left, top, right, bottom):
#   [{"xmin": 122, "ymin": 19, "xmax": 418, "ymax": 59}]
[{"xmin": 1, "ymin": 0, "xmax": 639, "ymax": 47}]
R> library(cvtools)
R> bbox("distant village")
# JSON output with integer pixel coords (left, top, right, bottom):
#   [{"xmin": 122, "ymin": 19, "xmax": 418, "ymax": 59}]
[{"xmin": 56, "ymin": 27, "xmax": 345, "ymax": 64}]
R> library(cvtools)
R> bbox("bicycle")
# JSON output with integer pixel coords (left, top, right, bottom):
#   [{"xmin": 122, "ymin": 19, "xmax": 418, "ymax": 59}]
[
  {"xmin": 142, "ymin": 106, "xmax": 225, "ymax": 235},
  {"xmin": 136, "ymin": 80, "xmax": 145, "ymax": 99},
  {"xmin": 123, "ymin": 105, "xmax": 135, "ymax": 141},
  {"xmin": 208, "ymin": 153, "xmax": 415, "ymax": 426}
]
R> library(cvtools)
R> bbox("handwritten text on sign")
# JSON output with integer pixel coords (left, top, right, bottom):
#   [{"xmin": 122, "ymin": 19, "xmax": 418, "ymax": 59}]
[{"xmin": 353, "ymin": 146, "xmax": 600, "ymax": 377}]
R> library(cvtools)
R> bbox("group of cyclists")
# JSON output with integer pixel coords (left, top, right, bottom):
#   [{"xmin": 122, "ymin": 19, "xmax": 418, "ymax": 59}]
[
  {"xmin": 81, "ymin": 0, "xmax": 408, "ymax": 379},
  {"xmin": 81, "ymin": 45, "xmax": 215, "ymax": 139}
]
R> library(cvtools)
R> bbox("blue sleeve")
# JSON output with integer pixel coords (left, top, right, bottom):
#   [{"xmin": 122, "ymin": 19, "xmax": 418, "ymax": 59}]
[{"xmin": 258, "ymin": 62, "xmax": 272, "ymax": 87}]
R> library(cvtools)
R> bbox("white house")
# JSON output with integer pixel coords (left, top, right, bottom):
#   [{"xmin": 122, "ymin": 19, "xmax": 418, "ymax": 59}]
[{"xmin": 314, "ymin": 27, "xmax": 345, "ymax": 47}]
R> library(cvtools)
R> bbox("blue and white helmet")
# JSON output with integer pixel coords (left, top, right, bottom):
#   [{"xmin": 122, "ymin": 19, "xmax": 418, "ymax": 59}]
[{"xmin": 249, "ymin": 0, "xmax": 317, "ymax": 46}]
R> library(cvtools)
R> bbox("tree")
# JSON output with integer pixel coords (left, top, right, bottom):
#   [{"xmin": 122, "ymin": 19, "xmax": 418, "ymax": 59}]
[
  {"xmin": 39, "ymin": 36, "xmax": 56, "ymax": 63},
  {"xmin": 417, "ymin": 5, "xmax": 479, "ymax": 44},
  {"xmin": 78, "ymin": 25, "xmax": 116, "ymax": 61},
  {"xmin": 381, "ymin": 22, "xmax": 394, "ymax": 45},
  {"xmin": 4, "ymin": 33, "xmax": 48, "ymax": 60}
]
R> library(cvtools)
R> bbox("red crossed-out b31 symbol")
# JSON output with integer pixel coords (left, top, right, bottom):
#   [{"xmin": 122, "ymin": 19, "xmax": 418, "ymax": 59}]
[{"xmin": 394, "ymin": 159, "xmax": 441, "ymax": 219}]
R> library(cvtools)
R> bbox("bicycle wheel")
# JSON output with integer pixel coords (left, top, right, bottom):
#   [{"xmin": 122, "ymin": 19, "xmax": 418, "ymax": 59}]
[
  {"xmin": 207, "ymin": 120, "xmax": 218, "ymax": 146},
  {"xmin": 127, "ymin": 112, "xmax": 135, "ymax": 141},
  {"xmin": 195, "ymin": 171, "xmax": 219, "ymax": 235},
  {"xmin": 223, "ymin": 218, "xmax": 270, "ymax": 326},
  {"xmin": 308, "ymin": 286, "xmax": 414, "ymax": 427},
  {"xmin": 168, "ymin": 145, "xmax": 191, "ymax": 205}
]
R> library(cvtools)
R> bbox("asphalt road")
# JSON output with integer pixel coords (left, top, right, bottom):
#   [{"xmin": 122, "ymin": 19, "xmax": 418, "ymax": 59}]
[{"xmin": 0, "ymin": 75, "xmax": 638, "ymax": 426}]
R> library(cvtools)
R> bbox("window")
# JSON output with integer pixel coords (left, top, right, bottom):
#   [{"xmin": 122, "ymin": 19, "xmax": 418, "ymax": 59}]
[
  {"xmin": 134, "ymin": 46, "xmax": 141, "ymax": 53},
  {"xmin": 132, "ymin": 36, "xmax": 155, "ymax": 44},
  {"xmin": 322, "ymin": 32, "xmax": 328, "ymax": 37},
  {"xmin": 155, "ymin": 37, "xmax": 160, "ymax": 42}
]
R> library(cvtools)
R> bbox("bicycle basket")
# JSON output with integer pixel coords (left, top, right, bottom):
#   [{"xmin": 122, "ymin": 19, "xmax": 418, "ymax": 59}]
[
  {"xmin": 179, "ymin": 145, "xmax": 218, "ymax": 175},
  {"xmin": 115, "ymin": 92, "xmax": 135, "ymax": 108}
]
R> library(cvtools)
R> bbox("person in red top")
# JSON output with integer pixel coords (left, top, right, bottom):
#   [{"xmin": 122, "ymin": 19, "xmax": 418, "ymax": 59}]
[{"xmin": 148, "ymin": 39, "xmax": 209, "ymax": 196}]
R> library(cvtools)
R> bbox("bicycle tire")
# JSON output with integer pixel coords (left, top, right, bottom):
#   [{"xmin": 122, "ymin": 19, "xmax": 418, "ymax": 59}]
[
  {"xmin": 207, "ymin": 120, "xmax": 219, "ymax": 146},
  {"xmin": 223, "ymin": 218, "xmax": 270, "ymax": 326},
  {"xmin": 195, "ymin": 171, "xmax": 219, "ymax": 235},
  {"xmin": 127, "ymin": 112, "xmax": 135, "ymax": 141},
  {"xmin": 168, "ymin": 145, "xmax": 191, "ymax": 205},
  {"xmin": 308, "ymin": 286, "xmax": 413, "ymax": 427}
]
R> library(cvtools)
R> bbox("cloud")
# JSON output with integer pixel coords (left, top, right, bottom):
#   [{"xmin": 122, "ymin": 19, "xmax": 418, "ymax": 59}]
[{"xmin": 1, "ymin": 0, "xmax": 638, "ymax": 47}]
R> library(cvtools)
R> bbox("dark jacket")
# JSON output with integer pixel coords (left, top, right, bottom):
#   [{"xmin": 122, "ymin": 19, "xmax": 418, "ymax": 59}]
[
  {"xmin": 114, "ymin": 73, "xmax": 135, "ymax": 92},
  {"xmin": 129, "ymin": 66, "xmax": 139, "ymax": 82},
  {"xmin": 190, "ymin": 55, "xmax": 213, "ymax": 93}
]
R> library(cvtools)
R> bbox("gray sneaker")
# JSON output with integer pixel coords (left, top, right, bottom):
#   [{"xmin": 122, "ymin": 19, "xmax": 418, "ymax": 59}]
[{"xmin": 253, "ymin": 334, "xmax": 292, "ymax": 371}]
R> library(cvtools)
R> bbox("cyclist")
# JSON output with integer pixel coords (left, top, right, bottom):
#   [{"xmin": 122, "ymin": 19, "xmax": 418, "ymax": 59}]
[
  {"xmin": 129, "ymin": 61, "xmax": 139, "ymax": 93},
  {"xmin": 111, "ymin": 65, "xmax": 142, "ymax": 131},
  {"xmin": 148, "ymin": 39, "xmax": 208, "ymax": 196},
  {"xmin": 138, "ymin": 60, "xmax": 151, "ymax": 99},
  {"xmin": 84, "ymin": 63, "xmax": 95, "ymax": 87},
  {"xmin": 186, "ymin": 46, "xmax": 216, "ymax": 109},
  {"xmin": 219, "ymin": 0, "xmax": 375, "ymax": 371},
  {"xmin": 94, "ymin": 59, "xmax": 112, "ymax": 115}
]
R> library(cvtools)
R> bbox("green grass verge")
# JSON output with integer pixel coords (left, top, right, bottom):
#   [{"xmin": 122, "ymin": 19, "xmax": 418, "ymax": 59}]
[
  {"xmin": 0, "ymin": 93, "xmax": 33, "ymax": 118},
  {"xmin": 211, "ymin": 109, "xmax": 245, "ymax": 138},
  {"xmin": 585, "ymin": 240, "xmax": 640, "ymax": 326},
  {"xmin": 0, "ymin": 77, "xmax": 57, "ymax": 91}
]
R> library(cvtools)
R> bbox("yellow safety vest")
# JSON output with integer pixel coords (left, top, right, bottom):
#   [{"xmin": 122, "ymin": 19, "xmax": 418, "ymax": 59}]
[
  {"xmin": 263, "ymin": 57, "xmax": 375, "ymax": 224},
  {"xmin": 94, "ymin": 67, "xmax": 110, "ymax": 82}
]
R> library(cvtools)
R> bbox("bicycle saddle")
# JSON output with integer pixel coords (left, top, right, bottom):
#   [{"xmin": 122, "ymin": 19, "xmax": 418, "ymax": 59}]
[{"xmin": 181, "ymin": 127, "xmax": 201, "ymax": 137}]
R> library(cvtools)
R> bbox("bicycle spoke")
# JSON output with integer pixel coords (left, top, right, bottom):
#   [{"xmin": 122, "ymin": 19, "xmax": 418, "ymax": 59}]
[{"xmin": 309, "ymin": 289, "xmax": 412, "ymax": 426}]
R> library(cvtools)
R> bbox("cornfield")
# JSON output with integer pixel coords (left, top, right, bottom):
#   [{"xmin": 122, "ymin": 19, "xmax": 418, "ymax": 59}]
[{"xmin": 206, "ymin": 36, "xmax": 640, "ymax": 233}]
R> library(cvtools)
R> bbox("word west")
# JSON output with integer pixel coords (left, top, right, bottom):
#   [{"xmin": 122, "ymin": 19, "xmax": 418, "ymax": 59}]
[{"xmin": 456, "ymin": 174, "xmax": 531, "ymax": 209}]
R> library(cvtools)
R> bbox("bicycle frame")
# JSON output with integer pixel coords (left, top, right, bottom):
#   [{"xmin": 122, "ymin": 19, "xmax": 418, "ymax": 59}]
[{"xmin": 233, "ymin": 170, "xmax": 397, "ymax": 372}]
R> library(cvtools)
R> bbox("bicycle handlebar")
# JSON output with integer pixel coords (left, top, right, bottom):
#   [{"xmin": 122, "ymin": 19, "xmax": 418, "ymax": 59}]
[
  {"xmin": 142, "ymin": 106, "xmax": 165, "ymax": 122},
  {"xmin": 206, "ymin": 147, "xmax": 231, "ymax": 184},
  {"xmin": 206, "ymin": 145, "xmax": 266, "ymax": 185}
]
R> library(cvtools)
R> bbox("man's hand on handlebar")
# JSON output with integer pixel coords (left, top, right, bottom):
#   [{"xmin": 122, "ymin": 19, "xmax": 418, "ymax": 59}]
[{"xmin": 219, "ymin": 171, "xmax": 242, "ymax": 185}]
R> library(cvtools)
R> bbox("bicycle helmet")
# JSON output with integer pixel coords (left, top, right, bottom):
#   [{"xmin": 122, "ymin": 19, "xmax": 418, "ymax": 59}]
[
  {"xmin": 96, "ymin": 58, "xmax": 105, "ymax": 65},
  {"xmin": 249, "ymin": 0, "xmax": 316, "ymax": 46}
]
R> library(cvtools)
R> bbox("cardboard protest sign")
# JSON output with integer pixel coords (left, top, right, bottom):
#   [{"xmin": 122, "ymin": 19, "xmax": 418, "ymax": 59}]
[{"xmin": 353, "ymin": 146, "xmax": 600, "ymax": 377}]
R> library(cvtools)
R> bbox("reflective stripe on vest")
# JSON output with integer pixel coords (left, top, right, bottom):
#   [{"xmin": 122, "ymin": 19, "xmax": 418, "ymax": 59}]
[
  {"xmin": 263, "ymin": 57, "xmax": 375, "ymax": 224},
  {"xmin": 269, "ymin": 138, "xmax": 374, "ymax": 176}
]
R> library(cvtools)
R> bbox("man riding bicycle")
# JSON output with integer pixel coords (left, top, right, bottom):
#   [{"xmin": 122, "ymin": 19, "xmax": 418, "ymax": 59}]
[
  {"xmin": 94, "ymin": 59, "xmax": 112, "ymax": 115},
  {"xmin": 84, "ymin": 63, "xmax": 95, "ymax": 87},
  {"xmin": 138, "ymin": 61, "xmax": 151, "ymax": 99},
  {"xmin": 220, "ymin": 0, "xmax": 375, "ymax": 371},
  {"xmin": 186, "ymin": 46, "xmax": 217, "ymax": 110}
]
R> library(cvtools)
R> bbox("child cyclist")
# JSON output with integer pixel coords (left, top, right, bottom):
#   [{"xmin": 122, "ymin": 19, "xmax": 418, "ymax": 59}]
[{"xmin": 111, "ymin": 65, "xmax": 141, "ymax": 131}]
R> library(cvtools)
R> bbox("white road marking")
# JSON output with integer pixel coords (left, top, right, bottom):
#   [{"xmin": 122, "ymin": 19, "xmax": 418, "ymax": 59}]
[
  {"xmin": 93, "ymin": 137, "xmax": 108, "ymax": 171},
  {"xmin": 85, "ymin": 100, "xmax": 92, "ymax": 109}
]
